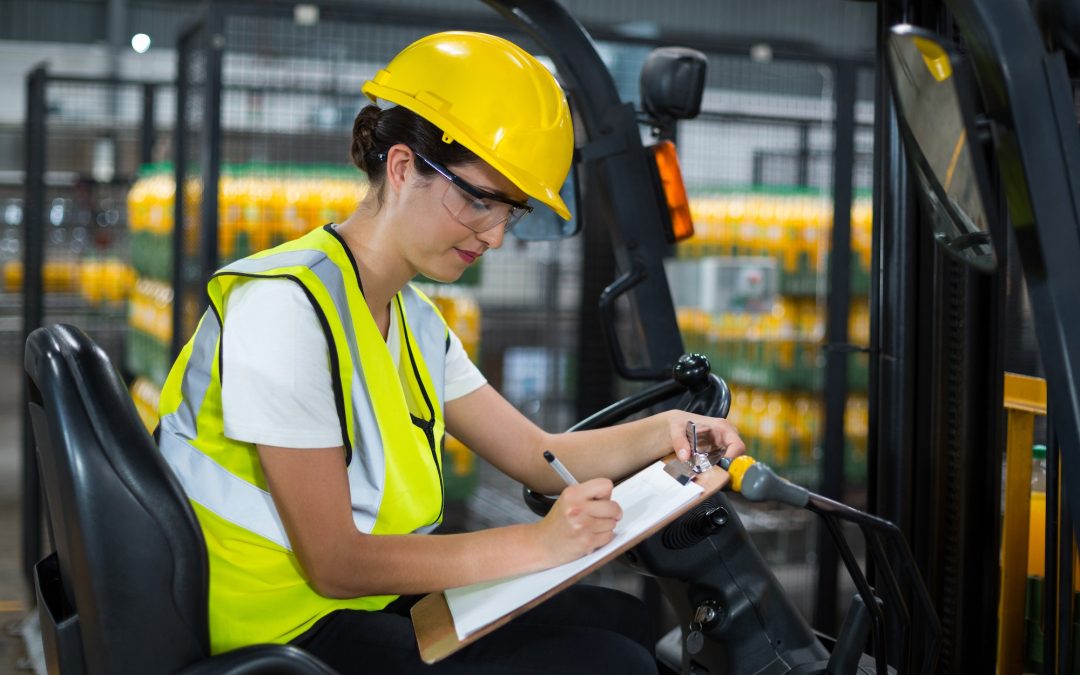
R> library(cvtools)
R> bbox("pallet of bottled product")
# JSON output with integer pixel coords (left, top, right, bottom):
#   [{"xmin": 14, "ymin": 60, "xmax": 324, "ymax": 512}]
[
  {"xmin": 418, "ymin": 287, "xmax": 484, "ymax": 501},
  {"xmin": 677, "ymin": 299, "xmax": 869, "ymax": 394},
  {"xmin": 126, "ymin": 162, "xmax": 364, "ymax": 281},
  {"xmin": 685, "ymin": 189, "xmax": 872, "ymax": 297},
  {"xmin": 678, "ymin": 306, "xmax": 818, "ymax": 391},
  {"xmin": 130, "ymin": 377, "xmax": 162, "ymax": 433},
  {"xmin": 126, "ymin": 277, "xmax": 173, "ymax": 387},
  {"xmin": 3, "ymin": 257, "xmax": 136, "ymax": 307},
  {"xmin": 725, "ymin": 386, "xmax": 868, "ymax": 487}
]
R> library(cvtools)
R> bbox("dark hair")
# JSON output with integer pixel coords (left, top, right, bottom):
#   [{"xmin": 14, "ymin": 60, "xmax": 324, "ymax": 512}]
[{"xmin": 351, "ymin": 105, "xmax": 479, "ymax": 192}]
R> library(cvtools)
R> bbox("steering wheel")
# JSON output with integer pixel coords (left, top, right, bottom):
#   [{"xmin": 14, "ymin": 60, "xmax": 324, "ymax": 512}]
[{"xmin": 523, "ymin": 353, "xmax": 730, "ymax": 516}]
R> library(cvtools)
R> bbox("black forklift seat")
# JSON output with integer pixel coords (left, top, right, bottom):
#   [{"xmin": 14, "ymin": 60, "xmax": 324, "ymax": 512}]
[{"xmin": 24, "ymin": 324, "xmax": 336, "ymax": 674}]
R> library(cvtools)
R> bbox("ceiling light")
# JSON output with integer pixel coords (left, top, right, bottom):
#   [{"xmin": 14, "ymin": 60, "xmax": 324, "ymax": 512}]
[{"xmin": 131, "ymin": 33, "xmax": 151, "ymax": 54}]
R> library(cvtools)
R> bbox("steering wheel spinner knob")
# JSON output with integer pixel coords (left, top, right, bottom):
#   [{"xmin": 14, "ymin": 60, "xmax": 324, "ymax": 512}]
[{"xmin": 673, "ymin": 353, "xmax": 711, "ymax": 393}]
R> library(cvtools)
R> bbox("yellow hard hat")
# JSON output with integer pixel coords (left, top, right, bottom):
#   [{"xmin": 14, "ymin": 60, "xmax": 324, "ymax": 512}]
[{"xmin": 362, "ymin": 31, "xmax": 574, "ymax": 220}]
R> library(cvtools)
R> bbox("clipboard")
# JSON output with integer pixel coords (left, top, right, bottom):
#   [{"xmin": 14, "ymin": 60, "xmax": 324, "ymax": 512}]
[{"xmin": 411, "ymin": 456, "xmax": 730, "ymax": 664}]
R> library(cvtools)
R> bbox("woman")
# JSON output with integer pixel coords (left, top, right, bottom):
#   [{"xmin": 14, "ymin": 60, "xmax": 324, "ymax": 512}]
[{"xmin": 158, "ymin": 31, "xmax": 744, "ymax": 674}]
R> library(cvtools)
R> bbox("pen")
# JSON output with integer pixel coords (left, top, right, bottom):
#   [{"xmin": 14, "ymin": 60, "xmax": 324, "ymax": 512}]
[{"xmin": 543, "ymin": 450, "xmax": 579, "ymax": 486}]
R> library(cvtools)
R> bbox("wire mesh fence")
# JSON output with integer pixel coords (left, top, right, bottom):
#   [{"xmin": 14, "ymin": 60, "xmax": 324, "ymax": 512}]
[
  {"xmin": 10, "ymin": 75, "xmax": 171, "ymax": 362},
  {"xmin": 166, "ymin": 5, "xmax": 591, "ymax": 531},
  {"xmin": 14, "ymin": 69, "xmax": 173, "ymax": 586},
  {"xmin": 660, "ymin": 49, "xmax": 875, "ymax": 622}
]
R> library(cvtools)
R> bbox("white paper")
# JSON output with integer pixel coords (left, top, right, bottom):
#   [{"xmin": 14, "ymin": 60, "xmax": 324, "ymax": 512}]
[{"xmin": 444, "ymin": 461, "xmax": 703, "ymax": 640}]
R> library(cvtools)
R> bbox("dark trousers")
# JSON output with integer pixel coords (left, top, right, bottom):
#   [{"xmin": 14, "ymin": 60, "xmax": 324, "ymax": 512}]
[{"xmin": 291, "ymin": 584, "xmax": 658, "ymax": 674}]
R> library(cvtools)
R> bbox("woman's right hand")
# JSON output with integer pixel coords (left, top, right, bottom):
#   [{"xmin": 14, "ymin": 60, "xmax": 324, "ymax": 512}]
[{"xmin": 533, "ymin": 478, "xmax": 623, "ymax": 567}]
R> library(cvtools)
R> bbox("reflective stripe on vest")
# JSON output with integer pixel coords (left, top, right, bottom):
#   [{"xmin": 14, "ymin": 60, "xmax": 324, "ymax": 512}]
[
  {"xmin": 159, "ymin": 228, "xmax": 448, "ymax": 548},
  {"xmin": 159, "ymin": 311, "xmax": 291, "ymax": 546}
]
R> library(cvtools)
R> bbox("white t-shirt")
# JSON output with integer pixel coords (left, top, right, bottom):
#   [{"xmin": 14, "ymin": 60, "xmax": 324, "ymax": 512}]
[{"xmin": 220, "ymin": 278, "xmax": 486, "ymax": 448}]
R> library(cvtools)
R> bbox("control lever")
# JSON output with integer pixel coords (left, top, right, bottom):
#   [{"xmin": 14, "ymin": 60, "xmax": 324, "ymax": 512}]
[{"xmin": 719, "ymin": 455, "xmax": 809, "ymax": 507}]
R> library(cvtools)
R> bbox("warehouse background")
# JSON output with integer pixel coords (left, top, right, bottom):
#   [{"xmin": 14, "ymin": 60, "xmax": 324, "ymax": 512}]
[{"xmin": 0, "ymin": 0, "xmax": 876, "ymax": 672}]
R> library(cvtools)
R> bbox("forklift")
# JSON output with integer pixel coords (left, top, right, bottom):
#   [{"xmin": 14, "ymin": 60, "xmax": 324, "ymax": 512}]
[
  {"xmin": 478, "ymin": 1, "xmax": 1080, "ymax": 672},
  {"xmin": 20, "ymin": 0, "xmax": 1080, "ymax": 672}
]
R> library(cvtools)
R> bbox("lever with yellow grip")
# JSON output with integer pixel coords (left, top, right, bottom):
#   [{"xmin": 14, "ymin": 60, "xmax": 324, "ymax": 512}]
[{"xmin": 720, "ymin": 455, "xmax": 810, "ymax": 508}]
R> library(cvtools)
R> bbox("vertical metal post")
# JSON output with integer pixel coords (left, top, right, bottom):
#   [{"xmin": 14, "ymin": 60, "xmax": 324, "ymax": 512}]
[
  {"xmin": 141, "ymin": 83, "xmax": 156, "ymax": 167},
  {"xmin": 869, "ymin": 2, "xmax": 921, "ymax": 664},
  {"xmin": 199, "ymin": 8, "xmax": 224, "ymax": 295},
  {"xmin": 106, "ymin": 0, "xmax": 124, "ymax": 120},
  {"xmin": 1045, "ymin": 409, "xmax": 1060, "ymax": 672},
  {"xmin": 21, "ymin": 65, "xmax": 48, "ymax": 591},
  {"xmin": 1056, "ymin": 474, "xmax": 1073, "ymax": 674},
  {"xmin": 171, "ymin": 28, "xmax": 190, "ymax": 360},
  {"xmin": 814, "ymin": 59, "xmax": 856, "ymax": 634},
  {"xmin": 575, "ymin": 186, "xmax": 617, "ymax": 421},
  {"xmin": 797, "ymin": 122, "xmax": 811, "ymax": 187},
  {"xmin": 871, "ymin": 1, "xmax": 919, "ymax": 548}
]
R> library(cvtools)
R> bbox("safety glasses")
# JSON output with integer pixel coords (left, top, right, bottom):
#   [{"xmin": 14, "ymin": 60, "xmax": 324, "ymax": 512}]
[{"xmin": 412, "ymin": 151, "xmax": 533, "ymax": 233}]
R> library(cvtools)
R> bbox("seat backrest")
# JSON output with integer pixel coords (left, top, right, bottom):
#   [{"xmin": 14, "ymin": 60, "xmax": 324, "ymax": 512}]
[{"xmin": 25, "ymin": 324, "xmax": 210, "ymax": 673}]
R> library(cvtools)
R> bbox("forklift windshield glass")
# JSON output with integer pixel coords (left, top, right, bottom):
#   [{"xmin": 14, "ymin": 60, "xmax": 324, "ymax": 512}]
[{"xmin": 886, "ymin": 25, "xmax": 997, "ymax": 272}]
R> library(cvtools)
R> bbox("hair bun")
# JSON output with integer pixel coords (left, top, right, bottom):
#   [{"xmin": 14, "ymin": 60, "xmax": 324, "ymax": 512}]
[{"xmin": 351, "ymin": 105, "xmax": 383, "ymax": 173}]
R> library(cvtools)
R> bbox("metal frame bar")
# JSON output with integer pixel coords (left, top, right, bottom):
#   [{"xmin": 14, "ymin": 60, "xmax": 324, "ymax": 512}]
[
  {"xmin": 38, "ymin": 74, "xmax": 166, "ymax": 86},
  {"xmin": 141, "ymin": 84, "xmax": 157, "ymax": 167},
  {"xmin": 943, "ymin": 0, "xmax": 1080, "ymax": 563},
  {"xmin": 997, "ymin": 373, "xmax": 1044, "ymax": 673},
  {"xmin": 813, "ymin": 58, "xmax": 857, "ymax": 635},
  {"xmin": 696, "ymin": 109, "xmax": 874, "ymax": 128},
  {"xmin": 18, "ymin": 65, "xmax": 172, "ymax": 593},
  {"xmin": 797, "ymin": 123, "xmax": 812, "ymax": 187},
  {"xmin": 1054, "ymin": 407, "xmax": 1073, "ymax": 673},
  {"xmin": 171, "ymin": 18, "xmax": 198, "ymax": 360},
  {"xmin": 870, "ymin": 0, "xmax": 919, "ymax": 577},
  {"xmin": 1046, "ymin": 404, "xmax": 1067, "ymax": 672},
  {"xmin": 818, "ymin": 513, "xmax": 889, "ymax": 675},
  {"xmin": 806, "ymin": 490, "xmax": 941, "ymax": 674},
  {"xmin": 21, "ymin": 63, "xmax": 48, "ymax": 592},
  {"xmin": 198, "ymin": 7, "xmax": 224, "ymax": 302}
]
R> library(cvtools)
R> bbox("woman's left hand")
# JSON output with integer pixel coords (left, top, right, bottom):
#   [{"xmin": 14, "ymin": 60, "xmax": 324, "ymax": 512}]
[{"xmin": 666, "ymin": 410, "xmax": 746, "ymax": 464}]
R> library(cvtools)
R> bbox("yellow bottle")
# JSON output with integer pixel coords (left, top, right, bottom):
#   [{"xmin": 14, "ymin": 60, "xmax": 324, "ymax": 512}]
[
  {"xmin": 1028, "ymin": 444, "xmax": 1048, "ymax": 578},
  {"xmin": 128, "ymin": 173, "xmax": 148, "ymax": 235},
  {"xmin": 267, "ymin": 172, "xmax": 288, "ymax": 246},
  {"xmin": 250, "ymin": 170, "xmax": 274, "ymax": 253},
  {"xmin": 750, "ymin": 389, "xmax": 769, "ymax": 463},
  {"xmin": 3, "ymin": 260, "xmax": 21, "ymax": 293}
]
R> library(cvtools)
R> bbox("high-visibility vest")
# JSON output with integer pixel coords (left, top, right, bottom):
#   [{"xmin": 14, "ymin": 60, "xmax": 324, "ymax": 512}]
[{"xmin": 158, "ymin": 225, "xmax": 448, "ymax": 652}]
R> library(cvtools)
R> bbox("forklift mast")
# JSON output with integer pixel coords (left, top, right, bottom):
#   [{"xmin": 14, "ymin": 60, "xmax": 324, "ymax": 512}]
[{"xmin": 878, "ymin": 0, "xmax": 1080, "ymax": 671}]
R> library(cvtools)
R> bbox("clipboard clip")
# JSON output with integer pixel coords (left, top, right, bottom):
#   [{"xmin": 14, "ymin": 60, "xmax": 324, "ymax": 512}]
[{"xmin": 663, "ymin": 459, "xmax": 695, "ymax": 485}]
